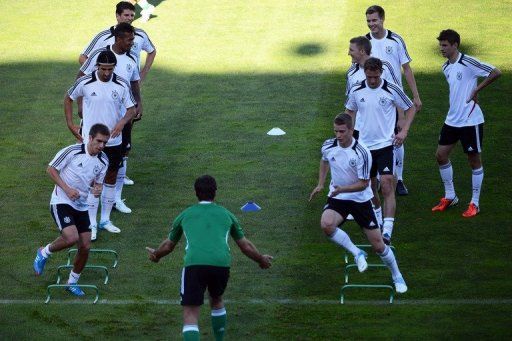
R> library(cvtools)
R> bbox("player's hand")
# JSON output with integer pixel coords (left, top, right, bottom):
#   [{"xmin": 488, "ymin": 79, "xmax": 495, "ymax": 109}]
[
  {"xmin": 259, "ymin": 255, "xmax": 273, "ymax": 269},
  {"xmin": 309, "ymin": 186, "xmax": 323, "ymax": 201},
  {"xmin": 134, "ymin": 105, "xmax": 143, "ymax": 122},
  {"xmin": 329, "ymin": 185, "xmax": 343, "ymax": 197},
  {"xmin": 91, "ymin": 183, "xmax": 103, "ymax": 197},
  {"xmin": 413, "ymin": 97, "xmax": 422, "ymax": 112},
  {"xmin": 146, "ymin": 247, "xmax": 160, "ymax": 263},
  {"xmin": 68, "ymin": 124, "xmax": 83, "ymax": 143},
  {"xmin": 393, "ymin": 130, "xmax": 408, "ymax": 146},
  {"xmin": 66, "ymin": 187, "xmax": 80, "ymax": 201},
  {"xmin": 467, "ymin": 89, "xmax": 479, "ymax": 104},
  {"xmin": 111, "ymin": 121, "xmax": 125, "ymax": 138}
]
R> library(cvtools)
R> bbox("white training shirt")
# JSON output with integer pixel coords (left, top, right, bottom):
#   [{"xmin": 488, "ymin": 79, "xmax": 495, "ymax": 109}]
[
  {"xmin": 67, "ymin": 71, "xmax": 136, "ymax": 146},
  {"xmin": 442, "ymin": 52, "xmax": 494, "ymax": 127},
  {"xmin": 81, "ymin": 26, "xmax": 156, "ymax": 67},
  {"xmin": 81, "ymin": 45, "xmax": 140, "ymax": 84},
  {"xmin": 49, "ymin": 143, "xmax": 108, "ymax": 211},
  {"xmin": 345, "ymin": 79, "xmax": 413, "ymax": 150},
  {"xmin": 321, "ymin": 137, "xmax": 373, "ymax": 202},
  {"xmin": 366, "ymin": 30, "xmax": 411, "ymax": 87}
]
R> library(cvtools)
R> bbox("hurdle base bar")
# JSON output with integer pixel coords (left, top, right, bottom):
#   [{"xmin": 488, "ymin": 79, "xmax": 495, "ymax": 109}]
[
  {"xmin": 340, "ymin": 284, "xmax": 394, "ymax": 304},
  {"xmin": 56, "ymin": 265, "xmax": 109, "ymax": 285},
  {"xmin": 67, "ymin": 248, "xmax": 118, "ymax": 268},
  {"xmin": 45, "ymin": 284, "xmax": 99, "ymax": 304},
  {"xmin": 344, "ymin": 263, "xmax": 388, "ymax": 284}
]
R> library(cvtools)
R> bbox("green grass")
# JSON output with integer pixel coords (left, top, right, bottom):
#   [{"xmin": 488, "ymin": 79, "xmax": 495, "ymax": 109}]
[{"xmin": 1, "ymin": 0, "xmax": 512, "ymax": 339}]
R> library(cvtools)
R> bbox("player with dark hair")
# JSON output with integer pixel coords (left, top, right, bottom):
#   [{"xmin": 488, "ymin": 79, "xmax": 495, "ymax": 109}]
[
  {"xmin": 432, "ymin": 29, "xmax": 501, "ymax": 217},
  {"xmin": 365, "ymin": 5, "xmax": 421, "ymax": 195},
  {"xmin": 33, "ymin": 124, "xmax": 110, "ymax": 296},
  {"xmin": 344, "ymin": 57, "xmax": 416, "ymax": 245},
  {"xmin": 309, "ymin": 113, "xmax": 407, "ymax": 293},
  {"xmin": 146, "ymin": 175, "xmax": 273, "ymax": 341}
]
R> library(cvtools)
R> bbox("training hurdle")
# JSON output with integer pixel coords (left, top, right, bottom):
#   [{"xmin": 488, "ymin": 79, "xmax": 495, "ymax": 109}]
[
  {"xmin": 340, "ymin": 244, "xmax": 396, "ymax": 304},
  {"xmin": 44, "ymin": 248, "xmax": 118, "ymax": 304}
]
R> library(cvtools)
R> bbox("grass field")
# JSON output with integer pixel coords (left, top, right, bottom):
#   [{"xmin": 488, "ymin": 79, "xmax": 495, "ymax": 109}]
[{"xmin": 1, "ymin": 0, "xmax": 511, "ymax": 339}]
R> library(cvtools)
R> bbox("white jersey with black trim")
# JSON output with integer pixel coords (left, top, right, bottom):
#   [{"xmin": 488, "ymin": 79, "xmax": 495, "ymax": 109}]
[
  {"xmin": 67, "ymin": 71, "xmax": 136, "ymax": 146},
  {"xmin": 81, "ymin": 45, "xmax": 140, "ymax": 84},
  {"xmin": 49, "ymin": 143, "xmax": 108, "ymax": 211},
  {"xmin": 321, "ymin": 137, "xmax": 373, "ymax": 202},
  {"xmin": 345, "ymin": 60, "xmax": 400, "ymax": 95},
  {"xmin": 366, "ymin": 30, "xmax": 411, "ymax": 87},
  {"xmin": 345, "ymin": 79, "xmax": 413, "ymax": 150},
  {"xmin": 81, "ymin": 26, "xmax": 156, "ymax": 67},
  {"xmin": 442, "ymin": 52, "xmax": 495, "ymax": 127}
]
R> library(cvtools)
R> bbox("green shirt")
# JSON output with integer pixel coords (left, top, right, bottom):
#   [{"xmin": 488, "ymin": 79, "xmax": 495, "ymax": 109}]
[{"xmin": 169, "ymin": 202, "xmax": 245, "ymax": 267}]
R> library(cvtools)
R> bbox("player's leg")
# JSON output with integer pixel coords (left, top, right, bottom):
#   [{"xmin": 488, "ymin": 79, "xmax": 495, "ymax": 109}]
[
  {"xmin": 207, "ymin": 267, "xmax": 229, "ymax": 341},
  {"xmin": 181, "ymin": 266, "xmax": 208, "ymax": 341},
  {"xmin": 34, "ymin": 204, "xmax": 80, "ymax": 275},
  {"xmin": 183, "ymin": 306, "xmax": 201, "ymax": 341},
  {"xmin": 369, "ymin": 151, "xmax": 383, "ymax": 227},
  {"xmin": 99, "ymin": 146, "xmax": 123, "ymax": 234},
  {"xmin": 433, "ymin": 124, "xmax": 459, "ymax": 211},
  {"xmin": 321, "ymin": 200, "xmax": 367, "ymax": 271},
  {"xmin": 66, "ymin": 214, "xmax": 92, "ymax": 296},
  {"xmin": 374, "ymin": 146, "xmax": 395, "ymax": 244},
  {"xmin": 462, "ymin": 124, "xmax": 484, "ymax": 217},
  {"xmin": 395, "ymin": 108, "xmax": 408, "ymax": 195},
  {"xmin": 115, "ymin": 122, "xmax": 133, "ymax": 214}
]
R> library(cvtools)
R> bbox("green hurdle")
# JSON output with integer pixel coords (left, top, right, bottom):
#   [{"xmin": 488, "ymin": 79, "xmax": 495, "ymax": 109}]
[
  {"xmin": 56, "ymin": 264, "xmax": 109, "ymax": 285},
  {"xmin": 67, "ymin": 248, "xmax": 118, "ymax": 268},
  {"xmin": 340, "ymin": 244, "xmax": 397, "ymax": 304},
  {"xmin": 45, "ymin": 284, "xmax": 100, "ymax": 304}
]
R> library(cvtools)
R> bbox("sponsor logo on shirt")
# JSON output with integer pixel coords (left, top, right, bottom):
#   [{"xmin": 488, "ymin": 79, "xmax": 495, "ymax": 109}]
[
  {"xmin": 64, "ymin": 216, "xmax": 71, "ymax": 224},
  {"xmin": 91, "ymin": 92, "xmax": 97, "ymax": 97},
  {"xmin": 360, "ymin": 98, "xmax": 365, "ymax": 102}
]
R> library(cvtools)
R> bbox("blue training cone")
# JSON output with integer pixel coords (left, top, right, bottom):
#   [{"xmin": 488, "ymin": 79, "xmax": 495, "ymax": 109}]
[{"xmin": 241, "ymin": 201, "xmax": 261, "ymax": 212}]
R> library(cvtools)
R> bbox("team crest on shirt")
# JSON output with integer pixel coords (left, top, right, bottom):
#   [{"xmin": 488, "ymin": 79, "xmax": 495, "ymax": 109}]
[
  {"xmin": 386, "ymin": 46, "xmax": 393, "ymax": 54},
  {"xmin": 349, "ymin": 158, "xmax": 357, "ymax": 167},
  {"xmin": 111, "ymin": 90, "xmax": 119, "ymax": 100},
  {"xmin": 64, "ymin": 216, "xmax": 71, "ymax": 224},
  {"xmin": 456, "ymin": 71, "xmax": 462, "ymax": 80},
  {"xmin": 93, "ymin": 164, "xmax": 102, "ymax": 175},
  {"xmin": 379, "ymin": 97, "xmax": 388, "ymax": 106},
  {"xmin": 126, "ymin": 63, "xmax": 133, "ymax": 73},
  {"xmin": 131, "ymin": 43, "xmax": 138, "ymax": 51}
]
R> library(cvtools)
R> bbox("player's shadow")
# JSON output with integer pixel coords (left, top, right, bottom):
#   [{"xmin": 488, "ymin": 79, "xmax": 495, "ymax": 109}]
[
  {"xmin": 290, "ymin": 42, "xmax": 326, "ymax": 57},
  {"xmin": 0, "ymin": 61, "xmax": 510, "ymax": 302}
]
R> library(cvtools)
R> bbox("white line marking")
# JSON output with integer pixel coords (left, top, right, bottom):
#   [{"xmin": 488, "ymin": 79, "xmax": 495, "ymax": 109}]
[{"xmin": 1, "ymin": 298, "xmax": 511, "ymax": 305}]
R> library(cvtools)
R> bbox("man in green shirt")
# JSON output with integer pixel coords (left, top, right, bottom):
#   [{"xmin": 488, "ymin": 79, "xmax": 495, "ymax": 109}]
[{"xmin": 146, "ymin": 175, "xmax": 273, "ymax": 341}]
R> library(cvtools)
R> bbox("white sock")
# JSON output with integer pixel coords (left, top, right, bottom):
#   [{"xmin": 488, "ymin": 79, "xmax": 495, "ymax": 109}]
[
  {"xmin": 100, "ymin": 184, "xmax": 116, "ymax": 223},
  {"xmin": 115, "ymin": 158, "xmax": 127, "ymax": 202},
  {"xmin": 42, "ymin": 244, "xmax": 52, "ymax": 258},
  {"xmin": 378, "ymin": 245, "xmax": 402, "ymax": 280},
  {"xmin": 211, "ymin": 307, "xmax": 226, "ymax": 316},
  {"xmin": 395, "ymin": 145, "xmax": 405, "ymax": 181},
  {"xmin": 374, "ymin": 207, "xmax": 383, "ymax": 226},
  {"xmin": 67, "ymin": 271, "xmax": 80, "ymax": 284},
  {"xmin": 87, "ymin": 193, "xmax": 99, "ymax": 227},
  {"xmin": 329, "ymin": 228, "xmax": 360, "ymax": 257},
  {"xmin": 383, "ymin": 217, "xmax": 395, "ymax": 237},
  {"xmin": 439, "ymin": 162, "xmax": 456, "ymax": 199},
  {"xmin": 471, "ymin": 167, "xmax": 484, "ymax": 207}
]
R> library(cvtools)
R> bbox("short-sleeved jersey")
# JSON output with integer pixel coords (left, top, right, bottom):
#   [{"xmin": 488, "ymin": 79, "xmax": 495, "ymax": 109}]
[
  {"xmin": 81, "ymin": 26, "xmax": 156, "ymax": 67},
  {"xmin": 345, "ymin": 60, "xmax": 400, "ymax": 95},
  {"xmin": 321, "ymin": 138, "xmax": 373, "ymax": 202},
  {"xmin": 442, "ymin": 53, "xmax": 495, "ymax": 127},
  {"xmin": 49, "ymin": 143, "xmax": 108, "ymax": 211},
  {"xmin": 345, "ymin": 79, "xmax": 413, "ymax": 150},
  {"xmin": 366, "ymin": 30, "xmax": 411, "ymax": 87},
  {"xmin": 67, "ymin": 71, "xmax": 136, "ymax": 146},
  {"xmin": 169, "ymin": 202, "xmax": 245, "ymax": 267},
  {"xmin": 80, "ymin": 45, "xmax": 140, "ymax": 84}
]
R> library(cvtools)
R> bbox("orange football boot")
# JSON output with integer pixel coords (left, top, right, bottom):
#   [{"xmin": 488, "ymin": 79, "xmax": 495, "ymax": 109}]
[
  {"xmin": 462, "ymin": 203, "xmax": 480, "ymax": 218},
  {"xmin": 432, "ymin": 196, "xmax": 459, "ymax": 212}
]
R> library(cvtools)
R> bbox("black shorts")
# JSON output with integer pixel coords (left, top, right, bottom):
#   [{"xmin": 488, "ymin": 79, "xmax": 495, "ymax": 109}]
[
  {"xmin": 103, "ymin": 145, "xmax": 123, "ymax": 172},
  {"xmin": 180, "ymin": 265, "xmax": 230, "ymax": 306},
  {"xmin": 370, "ymin": 145, "xmax": 394, "ymax": 177},
  {"xmin": 438, "ymin": 123, "xmax": 483, "ymax": 154},
  {"xmin": 50, "ymin": 204, "xmax": 91, "ymax": 234},
  {"xmin": 122, "ymin": 121, "xmax": 133, "ymax": 153},
  {"xmin": 323, "ymin": 197, "xmax": 379, "ymax": 230}
]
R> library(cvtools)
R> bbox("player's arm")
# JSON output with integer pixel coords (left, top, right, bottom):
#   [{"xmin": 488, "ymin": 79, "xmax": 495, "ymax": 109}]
[
  {"xmin": 140, "ymin": 49, "xmax": 156, "ymax": 84},
  {"xmin": 235, "ymin": 237, "xmax": 273, "ymax": 269},
  {"xmin": 111, "ymin": 106, "xmax": 136, "ymax": 138},
  {"xmin": 309, "ymin": 159, "xmax": 329, "ymax": 201},
  {"xmin": 330, "ymin": 179, "xmax": 370, "ymax": 197},
  {"xmin": 467, "ymin": 67, "xmax": 502, "ymax": 104},
  {"xmin": 78, "ymin": 54, "xmax": 88, "ymax": 66},
  {"xmin": 394, "ymin": 105, "xmax": 417, "ymax": 146},
  {"xmin": 402, "ymin": 62, "xmax": 422, "ymax": 111},
  {"xmin": 47, "ymin": 166, "xmax": 80, "ymax": 200},
  {"xmin": 344, "ymin": 108, "xmax": 356, "ymax": 123},
  {"xmin": 131, "ymin": 81, "xmax": 143, "ymax": 120},
  {"xmin": 146, "ymin": 239, "xmax": 177, "ymax": 263},
  {"xmin": 64, "ymin": 93, "xmax": 83, "ymax": 142}
]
